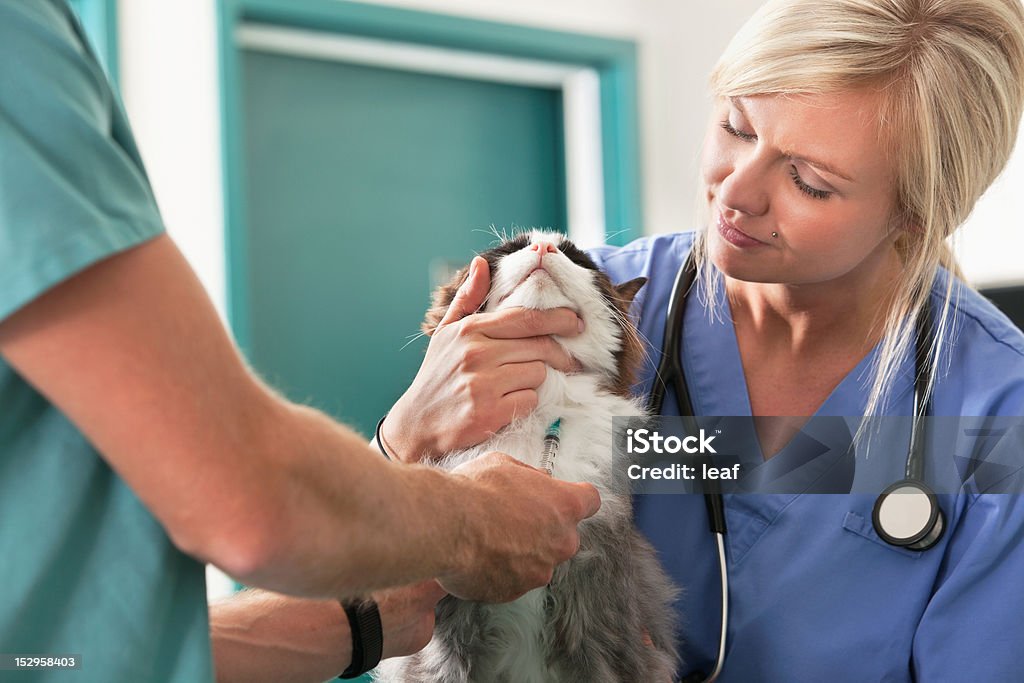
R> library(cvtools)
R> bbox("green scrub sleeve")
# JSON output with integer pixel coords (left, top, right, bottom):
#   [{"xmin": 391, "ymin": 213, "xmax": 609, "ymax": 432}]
[{"xmin": 0, "ymin": 0, "xmax": 166, "ymax": 323}]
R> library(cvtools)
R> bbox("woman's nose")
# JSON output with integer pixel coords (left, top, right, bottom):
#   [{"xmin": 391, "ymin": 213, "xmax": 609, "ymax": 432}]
[
  {"xmin": 717, "ymin": 156, "xmax": 770, "ymax": 217},
  {"xmin": 529, "ymin": 241, "xmax": 559, "ymax": 255}
]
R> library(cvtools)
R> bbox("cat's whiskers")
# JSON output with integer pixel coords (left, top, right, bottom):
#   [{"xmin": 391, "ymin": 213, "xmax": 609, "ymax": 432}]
[
  {"xmin": 474, "ymin": 225, "xmax": 506, "ymax": 245},
  {"xmin": 602, "ymin": 227, "xmax": 632, "ymax": 243},
  {"xmin": 399, "ymin": 330, "xmax": 428, "ymax": 351},
  {"xmin": 604, "ymin": 300, "xmax": 662, "ymax": 381}
]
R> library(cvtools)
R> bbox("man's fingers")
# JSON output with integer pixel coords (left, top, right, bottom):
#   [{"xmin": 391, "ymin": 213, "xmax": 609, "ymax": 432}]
[
  {"xmin": 565, "ymin": 482, "xmax": 602, "ymax": 520},
  {"xmin": 482, "ymin": 451, "xmax": 537, "ymax": 471},
  {"xmin": 476, "ymin": 307, "xmax": 584, "ymax": 340},
  {"xmin": 439, "ymin": 256, "xmax": 491, "ymax": 328}
]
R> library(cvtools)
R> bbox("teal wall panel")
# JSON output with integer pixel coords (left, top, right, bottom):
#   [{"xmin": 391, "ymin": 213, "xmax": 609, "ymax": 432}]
[{"xmin": 241, "ymin": 50, "xmax": 564, "ymax": 434}]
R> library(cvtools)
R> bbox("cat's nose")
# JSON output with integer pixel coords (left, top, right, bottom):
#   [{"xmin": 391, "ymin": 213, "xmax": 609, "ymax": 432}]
[{"xmin": 529, "ymin": 241, "xmax": 559, "ymax": 255}]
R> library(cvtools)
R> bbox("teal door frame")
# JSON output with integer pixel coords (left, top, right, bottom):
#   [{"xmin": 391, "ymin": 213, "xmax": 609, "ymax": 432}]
[
  {"xmin": 217, "ymin": 0, "xmax": 643, "ymax": 350},
  {"xmin": 68, "ymin": 0, "xmax": 119, "ymax": 86}
]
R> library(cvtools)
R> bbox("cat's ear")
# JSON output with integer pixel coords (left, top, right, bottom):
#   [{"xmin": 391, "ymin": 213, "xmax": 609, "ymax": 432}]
[
  {"xmin": 614, "ymin": 277, "xmax": 647, "ymax": 306},
  {"xmin": 421, "ymin": 265, "xmax": 472, "ymax": 336}
]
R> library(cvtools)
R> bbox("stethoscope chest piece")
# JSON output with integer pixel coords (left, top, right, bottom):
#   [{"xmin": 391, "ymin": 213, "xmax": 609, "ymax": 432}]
[{"xmin": 872, "ymin": 479, "xmax": 945, "ymax": 551}]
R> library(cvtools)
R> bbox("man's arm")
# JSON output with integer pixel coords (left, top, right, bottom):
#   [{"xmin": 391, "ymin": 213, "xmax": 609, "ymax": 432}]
[
  {"xmin": 0, "ymin": 234, "xmax": 600, "ymax": 600},
  {"xmin": 210, "ymin": 581, "xmax": 445, "ymax": 683}
]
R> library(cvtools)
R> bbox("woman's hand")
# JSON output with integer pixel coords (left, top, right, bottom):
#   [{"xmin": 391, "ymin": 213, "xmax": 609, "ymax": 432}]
[{"xmin": 383, "ymin": 256, "xmax": 584, "ymax": 462}]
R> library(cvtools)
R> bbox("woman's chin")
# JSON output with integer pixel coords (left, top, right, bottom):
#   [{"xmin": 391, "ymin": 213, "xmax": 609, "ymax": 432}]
[{"xmin": 707, "ymin": 233, "xmax": 767, "ymax": 282}]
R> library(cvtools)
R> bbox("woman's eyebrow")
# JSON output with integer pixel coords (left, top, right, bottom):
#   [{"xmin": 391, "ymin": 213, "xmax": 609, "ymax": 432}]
[
  {"xmin": 731, "ymin": 97, "xmax": 856, "ymax": 183},
  {"xmin": 787, "ymin": 151, "xmax": 854, "ymax": 183}
]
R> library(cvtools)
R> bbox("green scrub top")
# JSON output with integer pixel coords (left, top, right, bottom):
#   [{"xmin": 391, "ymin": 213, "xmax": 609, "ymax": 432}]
[{"xmin": 0, "ymin": 1, "xmax": 213, "ymax": 681}]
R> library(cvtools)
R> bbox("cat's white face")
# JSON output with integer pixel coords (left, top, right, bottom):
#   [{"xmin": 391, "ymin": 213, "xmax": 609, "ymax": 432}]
[
  {"xmin": 482, "ymin": 230, "xmax": 644, "ymax": 390},
  {"xmin": 486, "ymin": 230, "xmax": 592, "ymax": 316}
]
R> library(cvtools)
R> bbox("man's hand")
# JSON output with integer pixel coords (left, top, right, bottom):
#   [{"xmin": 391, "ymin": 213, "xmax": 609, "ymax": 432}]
[
  {"xmin": 384, "ymin": 257, "xmax": 583, "ymax": 462},
  {"xmin": 438, "ymin": 452, "xmax": 601, "ymax": 603},
  {"xmin": 377, "ymin": 580, "xmax": 448, "ymax": 659}
]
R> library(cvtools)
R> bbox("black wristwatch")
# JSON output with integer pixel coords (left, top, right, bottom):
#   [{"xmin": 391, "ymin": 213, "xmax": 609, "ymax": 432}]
[{"xmin": 338, "ymin": 598, "xmax": 383, "ymax": 679}]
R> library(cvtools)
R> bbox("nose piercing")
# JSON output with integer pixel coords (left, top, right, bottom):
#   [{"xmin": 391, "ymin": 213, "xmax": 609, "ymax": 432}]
[{"xmin": 771, "ymin": 232, "xmax": 779, "ymax": 239}]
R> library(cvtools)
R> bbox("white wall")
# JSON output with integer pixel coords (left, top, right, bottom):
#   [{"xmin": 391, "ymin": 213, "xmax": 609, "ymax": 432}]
[
  {"xmin": 958, "ymin": 130, "xmax": 1024, "ymax": 287},
  {"xmin": 119, "ymin": 0, "xmax": 225, "ymax": 313}
]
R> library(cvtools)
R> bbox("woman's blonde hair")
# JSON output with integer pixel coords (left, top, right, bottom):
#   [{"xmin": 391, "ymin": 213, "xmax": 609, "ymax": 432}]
[{"xmin": 697, "ymin": 0, "xmax": 1024, "ymax": 417}]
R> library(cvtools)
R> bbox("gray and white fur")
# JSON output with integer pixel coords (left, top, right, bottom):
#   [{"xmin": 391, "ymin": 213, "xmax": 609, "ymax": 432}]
[{"xmin": 375, "ymin": 230, "xmax": 680, "ymax": 683}]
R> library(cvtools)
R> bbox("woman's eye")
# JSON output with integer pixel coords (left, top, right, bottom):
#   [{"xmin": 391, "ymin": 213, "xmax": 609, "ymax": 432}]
[
  {"xmin": 788, "ymin": 166, "xmax": 832, "ymax": 200},
  {"xmin": 720, "ymin": 116, "xmax": 833, "ymax": 201},
  {"xmin": 720, "ymin": 119, "xmax": 756, "ymax": 142}
]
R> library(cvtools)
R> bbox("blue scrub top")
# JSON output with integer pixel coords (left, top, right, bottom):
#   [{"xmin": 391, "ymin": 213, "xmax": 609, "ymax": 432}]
[
  {"xmin": 0, "ymin": 2, "xmax": 212, "ymax": 681},
  {"xmin": 591, "ymin": 232, "xmax": 1024, "ymax": 682}
]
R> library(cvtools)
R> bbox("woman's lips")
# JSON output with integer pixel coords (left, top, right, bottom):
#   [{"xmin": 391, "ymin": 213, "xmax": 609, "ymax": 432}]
[{"xmin": 716, "ymin": 214, "xmax": 768, "ymax": 248}]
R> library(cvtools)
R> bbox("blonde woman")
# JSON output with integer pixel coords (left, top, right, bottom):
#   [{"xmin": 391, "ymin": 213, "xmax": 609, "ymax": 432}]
[{"xmin": 386, "ymin": 0, "xmax": 1024, "ymax": 679}]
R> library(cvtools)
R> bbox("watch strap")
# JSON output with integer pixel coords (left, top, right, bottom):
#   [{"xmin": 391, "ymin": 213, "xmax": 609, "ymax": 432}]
[{"xmin": 338, "ymin": 598, "xmax": 383, "ymax": 678}]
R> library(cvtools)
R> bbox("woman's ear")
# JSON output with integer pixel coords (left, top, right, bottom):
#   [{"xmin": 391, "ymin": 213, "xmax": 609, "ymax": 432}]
[{"xmin": 889, "ymin": 204, "xmax": 923, "ymax": 235}]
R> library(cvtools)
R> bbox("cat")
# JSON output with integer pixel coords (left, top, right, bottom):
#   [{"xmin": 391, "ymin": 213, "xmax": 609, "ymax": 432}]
[{"xmin": 375, "ymin": 230, "xmax": 680, "ymax": 683}]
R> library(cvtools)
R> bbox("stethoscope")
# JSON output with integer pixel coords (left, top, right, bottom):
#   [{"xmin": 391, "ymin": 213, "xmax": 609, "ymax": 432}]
[{"xmin": 647, "ymin": 254, "xmax": 945, "ymax": 683}]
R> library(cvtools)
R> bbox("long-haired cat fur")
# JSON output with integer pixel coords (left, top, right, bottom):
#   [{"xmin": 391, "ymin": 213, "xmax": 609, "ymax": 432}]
[{"xmin": 375, "ymin": 230, "xmax": 680, "ymax": 683}]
